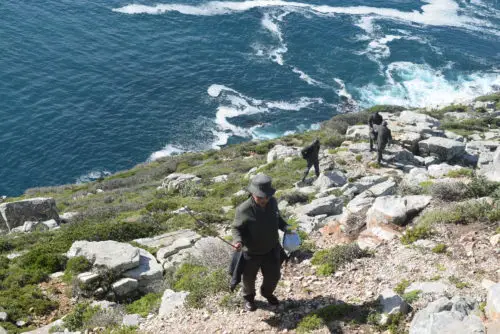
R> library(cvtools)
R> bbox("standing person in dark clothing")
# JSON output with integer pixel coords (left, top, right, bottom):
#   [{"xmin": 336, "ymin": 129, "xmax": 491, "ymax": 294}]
[
  {"xmin": 232, "ymin": 174, "xmax": 289, "ymax": 311},
  {"xmin": 368, "ymin": 111, "xmax": 383, "ymax": 152},
  {"xmin": 377, "ymin": 121, "xmax": 393, "ymax": 163},
  {"xmin": 301, "ymin": 138, "xmax": 320, "ymax": 182}
]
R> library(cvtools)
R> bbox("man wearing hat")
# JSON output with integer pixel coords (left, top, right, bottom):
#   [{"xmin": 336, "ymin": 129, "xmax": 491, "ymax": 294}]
[{"xmin": 232, "ymin": 174, "xmax": 289, "ymax": 311}]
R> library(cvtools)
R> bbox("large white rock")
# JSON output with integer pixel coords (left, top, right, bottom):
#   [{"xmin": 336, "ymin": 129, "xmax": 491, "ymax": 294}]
[
  {"xmin": 67, "ymin": 240, "xmax": 140, "ymax": 273},
  {"xmin": 409, "ymin": 296, "xmax": 484, "ymax": 334},
  {"xmin": 0, "ymin": 197, "xmax": 59, "ymax": 234},
  {"xmin": 123, "ymin": 249, "xmax": 163, "ymax": 294},
  {"xmin": 342, "ymin": 175, "xmax": 389, "ymax": 198},
  {"xmin": 313, "ymin": 171, "xmax": 347, "ymax": 190},
  {"xmin": 486, "ymin": 283, "xmax": 500, "ymax": 321},
  {"xmin": 133, "ymin": 230, "xmax": 201, "ymax": 249},
  {"xmin": 112, "ymin": 278, "xmax": 139, "ymax": 298},
  {"xmin": 418, "ymin": 137, "xmax": 466, "ymax": 162},
  {"xmin": 211, "ymin": 174, "xmax": 228, "ymax": 183},
  {"xmin": 160, "ymin": 173, "xmax": 201, "ymax": 191},
  {"xmin": 399, "ymin": 110, "xmax": 440, "ymax": 127},
  {"xmin": 339, "ymin": 196, "xmax": 374, "ymax": 235},
  {"xmin": 358, "ymin": 178, "xmax": 396, "ymax": 198},
  {"xmin": 294, "ymin": 195, "xmax": 344, "ymax": 217},
  {"xmin": 267, "ymin": 145, "xmax": 299, "ymax": 164},
  {"xmin": 159, "ymin": 289, "xmax": 189, "ymax": 318},
  {"xmin": 156, "ymin": 237, "xmax": 196, "ymax": 262},
  {"xmin": 427, "ymin": 163, "xmax": 463, "ymax": 178},
  {"xmin": 404, "ymin": 168, "xmax": 430, "ymax": 186},
  {"xmin": 379, "ymin": 289, "xmax": 409, "ymax": 315},
  {"xmin": 346, "ymin": 125, "xmax": 370, "ymax": 140},
  {"xmin": 483, "ymin": 147, "xmax": 500, "ymax": 182},
  {"xmin": 366, "ymin": 195, "xmax": 432, "ymax": 227}
]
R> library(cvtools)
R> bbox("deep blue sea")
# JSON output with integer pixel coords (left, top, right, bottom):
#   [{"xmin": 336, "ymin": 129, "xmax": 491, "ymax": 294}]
[{"xmin": 1, "ymin": 0, "xmax": 499, "ymax": 195}]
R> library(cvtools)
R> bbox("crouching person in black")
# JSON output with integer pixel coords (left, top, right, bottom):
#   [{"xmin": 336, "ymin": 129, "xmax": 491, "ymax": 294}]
[
  {"xmin": 232, "ymin": 174, "xmax": 289, "ymax": 311},
  {"xmin": 301, "ymin": 139, "xmax": 320, "ymax": 182}
]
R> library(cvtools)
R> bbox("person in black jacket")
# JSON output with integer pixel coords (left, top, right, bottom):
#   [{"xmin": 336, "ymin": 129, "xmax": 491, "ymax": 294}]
[
  {"xmin": 377, "ymin": 121, "xmax": 393, "ymax": 163},
  {"xmin": 369, "ymin": 111, "xmax": 383, "ymax": 152},
  {"xmin": 301, "ymin": 139, "xmax": 320, "ymax": 182},
  {"xmin": 232, "ymin": 174, "xmax": 289, "ymax": 311}
]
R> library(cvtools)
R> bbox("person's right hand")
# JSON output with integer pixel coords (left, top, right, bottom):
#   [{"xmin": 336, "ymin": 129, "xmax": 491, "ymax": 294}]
[{"xmin": 235, "ymin": 242, "xmax": 242, "ymax": 251}]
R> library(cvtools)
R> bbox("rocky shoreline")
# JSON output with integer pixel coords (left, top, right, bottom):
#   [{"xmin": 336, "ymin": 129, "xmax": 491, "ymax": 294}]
[{"xmin": 0, "ymin": 95, "xmax": 499, "ymax": 333}]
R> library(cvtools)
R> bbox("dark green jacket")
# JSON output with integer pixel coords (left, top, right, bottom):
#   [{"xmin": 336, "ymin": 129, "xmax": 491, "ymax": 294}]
[
  {"xmin": 377, "ymin": 126, "xmax": 393, "ymax": 150},
  {"xmin": 232, "ymin": 197, "xmax": 288, "ymax": 255}
]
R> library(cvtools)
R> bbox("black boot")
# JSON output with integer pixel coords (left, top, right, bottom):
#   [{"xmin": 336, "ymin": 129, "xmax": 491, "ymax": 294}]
[
  {"xmin": 244, "ymin": 300, "xmax": 257, "ymax": 311},
  {"xmin": 265, "ymin": 295, "xmax": 280, "ymax": 306}
]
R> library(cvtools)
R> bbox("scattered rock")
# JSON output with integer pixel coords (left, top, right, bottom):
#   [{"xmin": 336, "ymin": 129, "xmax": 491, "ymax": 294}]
[
  {"xmin": 122, "ymin": 314, "xmax": 142, "ymax": 327},
  {"xmin": 0, "ymin": 312, "xmax": 7, "ymax": 321},
  {"xmin": 212, "ymin": 175, "xmax": 228, "ymax": 183},
  {"xmin": 59, "ymin": 211, "xmax": 79, "ymax": 224},
  {"xmin": 409, "ymin": 296, "xmax": 484, "ymax": 334},
  {"xmin": 378, "ymin": 289, "xmax": 409, "ymax": 315},
  {"xmin": 418, "ymin": 137, "xmax": 466, "ymax": 162},
  {"xmin": 160, "ymin": 173, "xmax": 202, "ymax": 191},
  {"xmin": 0, "ymin": 197, "xmax": 59, "ymax": 234},
  {"xmin": 486, "ymin": 283, "xmax": 500, "ymax": 321},
  {"xmin": 267, "ymin": 145, "xmax": 299, "ymax": 164},
  {"xmin": 67, "ymin": 240, "xmax": 140, "ymax": 274},
  {"xmin": 159, "ymin": 289, "xmax": 189, "ymax": 318}
]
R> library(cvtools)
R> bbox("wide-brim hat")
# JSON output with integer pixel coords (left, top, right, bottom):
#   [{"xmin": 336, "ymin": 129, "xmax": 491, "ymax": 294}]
[{"xmin": 247, "ymin": 174, "xmax": 276, "ymax": 197}]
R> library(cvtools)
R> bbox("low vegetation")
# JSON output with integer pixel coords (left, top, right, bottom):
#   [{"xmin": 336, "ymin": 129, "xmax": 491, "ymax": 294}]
[
  {"xmin": 296, "ymin": 303, "xmax": 355, "ymax": 333},
  {"xmin": 311, "ymin": 244, "xmax": 370, "ymax": 276},
  {"xmin": 125, "ymin": 293, "xmax": 162, "ymax": 317},
  {"xmin": 400, "ymin": 224, "xmax": 433, "ymax": 244}
]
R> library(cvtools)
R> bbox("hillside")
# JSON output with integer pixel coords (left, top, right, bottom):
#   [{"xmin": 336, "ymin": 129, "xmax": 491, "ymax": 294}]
[{"xmin": 0, "ymin": 94, "xmax": 499, "ymax": 334}]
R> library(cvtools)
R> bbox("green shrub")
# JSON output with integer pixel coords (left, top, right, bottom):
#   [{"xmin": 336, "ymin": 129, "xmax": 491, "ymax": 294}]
[
  {"xmin": 63, "ymin": 256, "xmax": 92, "ymax": 283},
  {"xmin": 297, "ymin": 303, "xmax": 354, "ymax": 333},
  {"xmin": 403, "ymin": 290, "xmax": 421, "ymax": 303},
  {"xmin": 431, "ymin": 243, "xmax": 447, "ymax": 254},
  {"xmin": 316, "ymin": 263, "xmax": 335, "ymax": 276},
  {"xmin": 394, "ymin": 279, "xmax": 411, "ymax": 295},
  {"xmin": 355, "ymin": 155, "xmax": 362, "ymax": 162},
  {"xmin": 125, "ymin": 293, "xmax": 162, "ymax": 317},
  {"xmin": 475, "ymin": 92, "xmax": 500, "ymax": 102},
  {"xmin": 172, "ymin": 263, "xmax": 229, "ymax": 308},
  {"xmin": 401, "ymin": 224, "xmax": 433, "ymax": 244},
  {"xmin": 430, "ymin": 181, "xmax": 466, "ymax": 202},
  {"xmin": 63, "ymin": 303, "xmax": 100, "ymax": 331},
  {"xmin": 311, "ymin": 244, "xmax": 369, "ymax": 275},
  {"xmin": 448, "ymin": 276, "xmax": 470, "ymax": 289},
  {"xmin": 418, "ymin": 201, "xmax": 498, "ymax": 226},
  {"xmin": 231, "ymin": 194, "xmax": 249, "ymax": 207},
  {"xmin": 465, "ymin": 176, "xmax": 499, "ymax": 198},
  {"xmin": 17, "ymin": 245, "xmax": 67, "ymax": 275},
  {"xmin": 0, "ymin": 285, "xmax": 57, "ymax": 321},
  {"xmin": 297, "ymin": 314, "xmax": 324, "ymax": 333},
  {"xmin": 446, "ymin": 168, "xmax": 473, "ymax": 178}
]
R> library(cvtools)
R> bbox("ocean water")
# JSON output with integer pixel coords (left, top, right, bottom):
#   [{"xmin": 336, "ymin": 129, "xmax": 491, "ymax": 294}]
[{"xmin": 1, "ymin": 0, "xmax": 499, "ymax": 195}]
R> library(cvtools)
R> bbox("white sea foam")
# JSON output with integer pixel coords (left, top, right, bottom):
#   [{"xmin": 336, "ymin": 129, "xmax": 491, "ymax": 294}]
[
  {"xmin": 114, "ymin": 0, "xmax": 490, "ymax": 32},
  {"xmin": 261, "ymin": 11, "xmax": 290, "ymax": 65},
  {"xmin": 148, "ymin": 144, "xmax": 185, "ymax": 161},
  {"xmin": 208, "ymin": 84, "xmax": 324, "ymax": 146},
  {"xmin": 357, "ymin": 62, "xmax": 500, "ymax": 108},
  {"xmin": 76, "ymin": 170, "xmax": 112, "ymax": 184},
  {"xmin": 291, "ymin": 67, "xmax": 325, "ymax": 86}
]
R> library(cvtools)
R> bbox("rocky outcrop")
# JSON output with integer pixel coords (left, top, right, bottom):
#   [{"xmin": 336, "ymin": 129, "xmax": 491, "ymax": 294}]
[
  {"xmin": 160, "ymin": 173, "xmax": 202, "ymax": 191},
  {"xmin": 409, "ymin": 296, "xmax": 485, "ymax": 334},
  {"xmin": 366, "ymin": 195, "xmax": 432, "ymax": 227},
  {"xmin": 0, "ymin": 197, "xmax": 59, "ymax": 234},
  {"xmin": 482, "ymin": 147, "xmax": 500, "ymax": 182},
  {"xmin": 294, "ymin": 195, "xmax": 344, "ymax": 217},
  {"xmin": 378, "ymin": 289, "xmax": 409, "ymax": 316},
  {"xmin": 418, "ymin": 137, "xmax": 465, "ymax": 162},
  {"xmin": 486, "ymin": 283, "xmax": 500, "ymax": 321},
  {"xmin": 313, "ymin": 171, "xmax": 347, "ymax": 190},
  {"xmin": 123, "ymin": 249, "xmax": 163, "ymax": 294},
  {"xmin": 346, "ymin": 125, "xmax": 370, "ymax": 140},
  {"xmin": 267, "ymin": 145, "xmax": 299, "ymax": 164}
]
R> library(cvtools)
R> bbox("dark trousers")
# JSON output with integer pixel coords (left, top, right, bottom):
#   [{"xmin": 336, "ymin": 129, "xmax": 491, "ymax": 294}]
[
  {"xmin": 377, "ymin": 143, "xmax": 387, "ymax": 163},
  {"xmin": 302, "ymin": 160, "xmax": 320, "ymax": 182},
  {"xmin": 242, "ymin": 247, "xmax": 281, "ymax": 301},
  {"xmin": 369, "ymin": 129, "xmax": 378, "ymax": 151}
]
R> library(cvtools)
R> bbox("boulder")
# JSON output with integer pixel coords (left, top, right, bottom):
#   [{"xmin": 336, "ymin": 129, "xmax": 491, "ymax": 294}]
[
  {"xmin": 294, "ymin": 195, "xmax": 344, "ymax": 217},
  {"xmin": 399, "ymin": 110, "xmax": 440, "ymax": 127},
  {"xmin": 383, "ymin": 146, "xmax": 421, "ymax": 165},
  {"xmin": 357, "ymin": 226, "xmax": 401, "ymax": 250},
  {"xmin": 267, "ymin": 145, "xmax": 299, "ymax": 164},
  {"xmin": 123, "ymin": 249, "xmax": 163, "ymax": 294},
  {"xmin": 112, "ymin": 278, "xmax": 139, "ymax": 299},
  {"xmin": 211, "ymin": 174, "xmax": 228, "ymax": 183},
  {"xmin": 122, "ymin": 314, "xmax": 141, "ymax": 327},
  {"xmin": 366, "ymin": 195, "xmax": 432, "ymax": 227},
  {"xmin": 358, "ymin": 178, "xmax": 396, "ymax": 198},
  {"xmin": 159, "ymin": 289, "xmax": 189, "ymax": 318},
  {"xmin": 427, "ymin": 163, "xmax": 463, "ymax": 178},
  {"xmin": 418, "ymin": 137, "xmax": 465, "ymax": 162},
  {"xmin": 379, "ymin": 289, "xmax": 409, "ymax": 315},
  {"xmin": 41, "ymin": 219, "xmax": 59, "ymax": 230},
  {"xmin": 424, "ymin": 156, "xmax": 440, "ymax": 166},
  {"xmin": 133, "ymin": 230, "xmax": 201, "ymax": 249},
  {"xmin": 483, "ymin": 147, "xmax": 500, "ymax": 182},
  {"xmin": 313, "ymin": 171, "xmax": 347, "ymax": 190},
  {"xmin": 346, "ymin": 125, "xmax": 370, "ymax": 140},
  {"xmin": 156, "ymin": 237, "xmax": 197, "ymax": 263},
  {"xmin": 403, "ymin": 168, "xmax": 430, "ymax": 186},
  {"xmin": 339, "ymin": 196, "xmax": 374, "ymax": 235},
  {"xmin": 486, "ymin": 283, "xmax": 500, "ymax": 321},
  {"xmin": 409, "ymin": 296, "xmax": 484, "ymax": 334},
  {"xmin": 0, "ymin": 197, "xmax": 59, "ymax": 234},
  {"xmin": 0, "ymin": 312, "xmax": 6, "ymax": 322},
  {"xmin": 295, "ymin": 214, "xmax": 330, "ymax": 234},
  {"xmin": 342, "ymin": 175, "xmax": 389, "ymax": 198},
  {"xmin": 67, "ymin": 241, "xmax": 140, "ymax": 274},
  {"xmin": 77, "ymin": 272, "xmax": 100, "ymax": 285},
  {"xmin": 160, "ymin": 173, "xmax": 201, "ymax": 191},
  {"xmin": 59, "ymin": 212, "xmax": 79, "ymax": 224}
]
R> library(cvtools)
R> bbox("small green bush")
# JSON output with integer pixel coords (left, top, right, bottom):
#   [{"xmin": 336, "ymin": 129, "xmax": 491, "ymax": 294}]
[
  {"xmin": 394, "ymin": 279, "xmax": 411, "ymax": 295},
  {"xmin": 403, "ymin": 290, "xmax": 421, "ymax": 303},
  {"xmin": 401, "ymin": 224, "xmax": 433, "ymax": 244},
  {"xmin": 297, "ymin": 314, "xmax": 324, "ymax": 333},
  {"xmin": 465, "ymin": 176, "xmax": 499, "ymax": 198},
  {"xmin": 63, "ymin": 303, "xmax": 100, "ymax": 331},
  {"xmin": 447, "ymin": 168, "xmax": 473, "ymax": 178},
  {"xmin": 418, "ymin": 201, "xmax": 498, "ymax": 226},
  {"xmin": 0, "ymin": 285, "xmax": 57, "ymax": 321},
  {"xmin": 448, "ymin": 276, "xmax": 470, "ymax": 289},
  {"xmin": 125, "ymin": 293, "xmax": 162, "ymax": 317},
  {"xmin": 63, "ymin": 256, "xmax": 92, "ymax": 283},
  {"xmin": 172, "ymin": 263, "xmax": 229, "ymax": 308},
  {"xmin": 432, "ymin": 243, "xmax": 447, "ymax": 254},
  {"xmin": 430, "ymin": 181, "xmax": 466, "ymax": 202},
  {"xmin": 355, "ymin": 155, "xmax": 362, "ymax": 162},
  {"xmin": 311, "ymin": 244, "xmax": 369, "ymax": 275}
]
